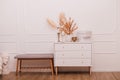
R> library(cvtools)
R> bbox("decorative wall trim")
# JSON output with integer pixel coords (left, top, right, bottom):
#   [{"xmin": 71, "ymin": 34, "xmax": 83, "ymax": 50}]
[
  {"xmin": 24, "ymin": 34, "xmax": 57, "ymax": 43},
  {"xmin": 93, "ymin": 42, "xmax": 116, "ymax": 54},
  {"xmin": 24, "ymin": 42, "xmax": 54, "ymax": 53},
  {"xmin": 92, "ymin": 34, "xmax": 117, "ymax": 54},
  {"xmin": 0, "ymin": 35, "xmax": 16, "ymax": 43}
]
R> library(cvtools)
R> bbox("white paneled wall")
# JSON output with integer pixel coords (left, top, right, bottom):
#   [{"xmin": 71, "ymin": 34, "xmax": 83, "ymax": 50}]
[
  {"xmin": 92, "ymin": 34, "xmax": 118, "ymax": 71},
  {"xmin": 0, "ymin": 0, "xmax": 120, "ymax": 72},
  {"xmin": 92, "ymin": 34, "xmax": 117, "ymax": 54}
]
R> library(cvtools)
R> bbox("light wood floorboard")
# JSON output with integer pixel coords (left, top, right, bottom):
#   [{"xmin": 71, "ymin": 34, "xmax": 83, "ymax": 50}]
[
  {"xmin": 112, "ymin": 72, "xmax": 120, "ymax": 80},
  {"xmin": 94, "ymin": 72, "xmax": 116, "ymax": 80},
  {"xmin": 0, "ymin": 72, "xmax": 120, "ymax": 80}
]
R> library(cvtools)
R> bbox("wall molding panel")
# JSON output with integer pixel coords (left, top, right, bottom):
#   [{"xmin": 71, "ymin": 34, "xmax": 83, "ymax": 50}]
[
  {"xmin": 24, "ymin": 42, "xmax": 54, "ymax": 53},
  {"xmin": 92, "ymin": 34, "xmax": 116, "ymax": 42},
  {"xmin": 0, "ymin": 35, "xmax": 16, "ymax": 43},
  {"xmin": 93, "ymin": 42, "xmax": 116, "ymax": 54},
  {"xmin": 0, "ymin": 43, "xmax": 18, "ymax": 53},
  {"xmin": 92, "ymin": 34, "xmax": 117, "ymax": 54},
  {"xmin": 24, "ymin": 34, "xmax": 57, "ymax": 43}
]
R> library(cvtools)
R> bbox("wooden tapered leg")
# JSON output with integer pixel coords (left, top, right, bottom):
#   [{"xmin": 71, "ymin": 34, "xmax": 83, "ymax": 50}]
[
  {"xmin": 16, "ymin": 59, "xmax": 19, "ymax": 76},
  {"xmin": 52, "ymin": 59, "xmax": 55, "ymax": 73},
  {"xmin": 50, "ymin": 59, "xmax": 54, "ymax": 75},
  {"xmin": 90, "ymin": 67, "xmax": 92, "ymax": 75},
  {"xmin": 56, "ymin": 67, "xmax": 58, "ymax": 75},
  {"xmin": 19, "ymin": 60, "xmax": 22, "ymax": 73}
]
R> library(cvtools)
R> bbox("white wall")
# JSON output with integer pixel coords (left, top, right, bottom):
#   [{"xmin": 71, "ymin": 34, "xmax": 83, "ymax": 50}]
[{"xmin": 0, "ymin": 0, "xmax": 120, "ymax": 72}]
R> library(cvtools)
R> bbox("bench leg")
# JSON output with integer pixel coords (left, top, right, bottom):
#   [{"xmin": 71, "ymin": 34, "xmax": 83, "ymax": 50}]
[
  {"xmin": 89, "ymin": 67, "xmax": 92, "ymax": 75},
  {"xmin": 16, "ymin": 59, "xmax": 19, "ymax": 76},
  {"xmin": 19, "ymin": 60, "xmax": 22, "ymax": 73},
  {"xmin": 52, "ymin": 59, "xmax": 55, "ymax": 73},
  {"xmin": 50, "ymin": 59, "xmax": 54, "ymax": 75}
]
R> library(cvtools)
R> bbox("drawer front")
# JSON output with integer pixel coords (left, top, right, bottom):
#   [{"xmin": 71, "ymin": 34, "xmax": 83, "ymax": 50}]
[
  {"xmin": 55, "ymin": 52, "xmax": 82, "ymax": 59},
  {"xmin": 54, "ymin": 51, "xmax": 91, "ymax": 59},
  {"xmin": 54, "ymin": 59, "xmax": 91, "ymax": 66},
  {"xmin": 81, "ymin": 59, "xmax": 91, "ymax": 66},
  {"xmin": 82, "ymin": 51, "xmax": 91, "ymax": 59},
  {"xmin": 55, "ymin": 44, "xmax": 91, "ymax": 51}
]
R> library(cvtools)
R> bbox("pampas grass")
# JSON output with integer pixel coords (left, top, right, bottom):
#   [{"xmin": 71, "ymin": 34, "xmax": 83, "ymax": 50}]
[
  {"xmin": 47, "ymin": 18, "xmax": 57, "ymax": 29},
  {"xmin": 47, "ymin": 13, "xmax": 78, "ymax": 35}
]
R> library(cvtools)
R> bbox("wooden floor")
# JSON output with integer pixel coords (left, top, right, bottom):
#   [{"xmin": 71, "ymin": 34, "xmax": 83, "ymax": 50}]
[{"xmin": 0, "ymin": 72, "xmax": 120, "ymax": 80}]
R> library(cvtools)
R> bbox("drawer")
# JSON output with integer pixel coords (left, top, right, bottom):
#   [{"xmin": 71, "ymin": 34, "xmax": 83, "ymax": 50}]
[
  {"xmin": 82, "ymin": 51, "xmax": 91, "ymax": 59},
  {"xmin": 55, "ymin": 59, "xmax": 82, "ymax": 66},
  {"xmin": 54, "ymin": 52, "xmax": 82, "ymax": 59},
  {"xmin": 54, "ymin": 51, "xmax": 91, "ymax": 59},
  {"xmin": 55, "ymin": 44, "xmax": 91, "ymax": 51},
  {"xmin": 54, "ymin": 59, "xmax": 91, "ymax": 66},
  {"xmin": 81, "ymin": 59, "xmax": 91, "ymax": 66}
]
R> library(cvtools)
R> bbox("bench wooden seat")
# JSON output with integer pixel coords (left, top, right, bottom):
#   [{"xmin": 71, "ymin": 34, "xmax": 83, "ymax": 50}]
[{"xmin": 14, "ymin": 54, "xmax": 54, "ymax": 75}]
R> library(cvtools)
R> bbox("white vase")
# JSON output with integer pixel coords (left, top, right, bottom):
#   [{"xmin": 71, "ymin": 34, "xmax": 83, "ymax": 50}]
[{"xmin": 65, "ymin": 34, "xmax": 72, "ymax": 42}]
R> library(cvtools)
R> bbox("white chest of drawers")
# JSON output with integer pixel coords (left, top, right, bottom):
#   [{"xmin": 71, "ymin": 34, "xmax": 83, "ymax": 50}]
[{"xmin": 54, "ymin": 42, "xmax": 92, "ymax": 75}]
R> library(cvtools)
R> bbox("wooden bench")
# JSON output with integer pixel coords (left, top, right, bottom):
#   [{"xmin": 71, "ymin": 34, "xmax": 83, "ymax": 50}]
[{"xmin": 14, "ymin": 54, "xmax": 54, "ymax": 75}]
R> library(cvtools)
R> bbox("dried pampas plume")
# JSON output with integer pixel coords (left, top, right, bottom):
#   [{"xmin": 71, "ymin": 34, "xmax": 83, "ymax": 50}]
[
  {"xmin": 47, "ymin": 13, "xmax": 78, "ymax": 35},
  {"xmin": 59, "ymin": 13, "xmax": 67, "ymax": 26},
  {"xmin": 47, "ymin": 18, "xmax": 57, "ymax": 29}
]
